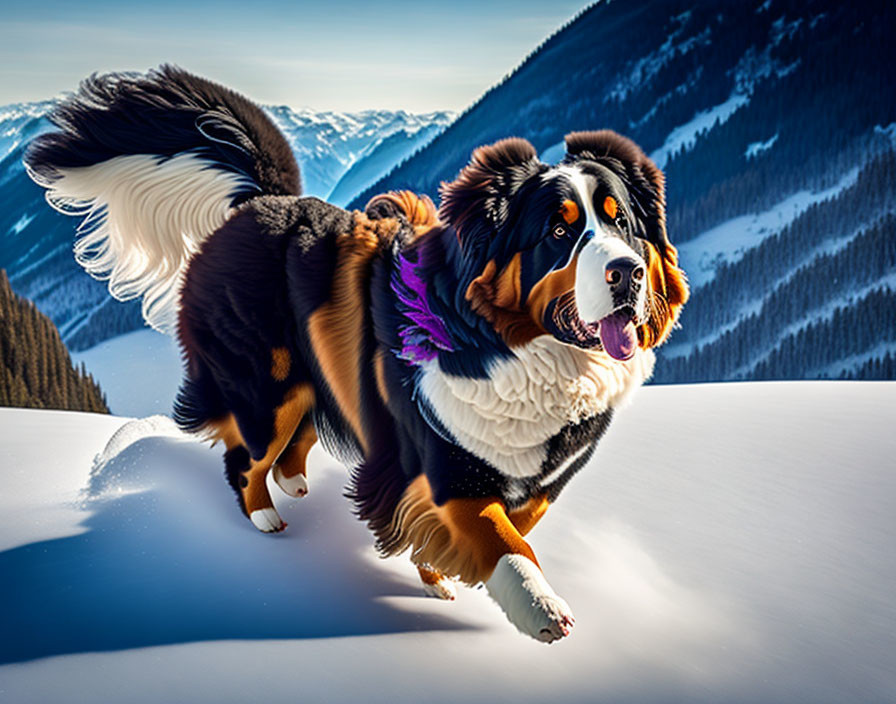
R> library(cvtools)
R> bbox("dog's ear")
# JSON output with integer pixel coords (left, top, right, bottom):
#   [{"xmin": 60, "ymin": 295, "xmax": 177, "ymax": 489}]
[
  {"xmin": 439, "ymin": 137, "xmax": 543, "ymax": 254},
  {"xmin": 564, "ymin": 130, "xmax": 669, "ymax": 252}
]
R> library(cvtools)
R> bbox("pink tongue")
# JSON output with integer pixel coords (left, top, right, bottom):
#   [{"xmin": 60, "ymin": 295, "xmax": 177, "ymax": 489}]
[{"xmin": 598, "ymin": 311, "xmax": 637, "ymax": 360}]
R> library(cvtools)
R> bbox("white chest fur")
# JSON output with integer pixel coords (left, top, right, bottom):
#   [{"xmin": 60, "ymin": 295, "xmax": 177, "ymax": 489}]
[{"xmin": 417, "ymin": 337, "xmax": 655, "ymax": 478}]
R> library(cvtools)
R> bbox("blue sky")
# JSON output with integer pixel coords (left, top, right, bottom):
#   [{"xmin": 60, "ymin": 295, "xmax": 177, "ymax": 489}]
[{"xmin": 0, "ymin": 0, "xmax": 588, "ymax": 112}]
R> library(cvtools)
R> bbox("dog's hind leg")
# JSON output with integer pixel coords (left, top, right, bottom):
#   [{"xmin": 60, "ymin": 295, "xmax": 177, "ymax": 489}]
[
  {"xmin": 272, "ymin": 415, "xmax": 316, "ymax": 499},
  {"xmin": 207, "ymin": 384, "xmax": 314, "ymax": 533},
  {"xmin": 232, "ymin": 384, "xmax": 315, "ymax": 533}
]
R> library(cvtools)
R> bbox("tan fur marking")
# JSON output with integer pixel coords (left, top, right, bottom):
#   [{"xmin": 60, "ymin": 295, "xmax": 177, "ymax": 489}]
[
  {"xmin": 242, "ymin": 384, "xmax": 314, "ymax": 514},
  {"xmin": 242, "ymin": 463, "xmax": 276, "ymax": 513},
  {"xmin": 466, "ymin": 259, "xmax": 544, "ymax": 348},
  {"xmin": 525, "ymin": 252, "xmax": 579, "ymax": 325},
  {"xmin": 275, "ymin": 418, "xmax": 317, "ymax": 479},
  {"xmin": 560, "ymin": 199, "xmax": 579, "ymax": 224},
  {"xmin": 493, "ymin": 252, "xmax": 523, "ymax": 309},
  {"xmin": 271, "ymin": 346, "xmax": 291, "ymax": 381},
  {"xmin": 373, "ymin": 347, "xmax": 390, "ymax": 405},
  {"xmin": 416, "ymin": 564, "xmax": 445, "ymax": 586},
  {"xmin": 638, "ymin": 242, "xmax": 690, "ymax": 349},
  {"xmin": 307, "ymin": 213, "xmax": 399, "ymax": 453},
  {"xmin": 204, "ymin": 413, "xmax": 245, "ymax": 450},
  {"xmin": 367, "ymin": 190, "xmax": 439, "ymax": 236},
  {"xmin": 507, "ymin": 495, "xmax": 550, "ymax": 536},
  {"xmin": 384, "ymin": 475, "xmax": 538, "ymax": 585},
  {"xmin": 603, "ymin": 195, "xmax": 618, "ymax": 219}
]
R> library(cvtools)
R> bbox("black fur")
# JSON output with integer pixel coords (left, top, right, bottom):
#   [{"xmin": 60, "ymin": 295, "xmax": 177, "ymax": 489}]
[{"xmin": 25, "ymin": 65, "xmax": 300, "ymax": 203}]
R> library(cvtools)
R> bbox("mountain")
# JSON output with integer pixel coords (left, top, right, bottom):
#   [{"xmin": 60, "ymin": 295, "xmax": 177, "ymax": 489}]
[
  {"xmin": 0, "ymin": 102, "xmax": 452, "ymax": 351},
  {"xmin": 349, "ymin": 0, "xmax": 896, "ymax": 382},
  {"xmin": 265, "ymin": 106, "xmax": 454, "ymax": 200},
  {"xmin": 2, "ymin": 380, "xmax": 894, "ymax": 701},
  {"xmin": 327, "ymin": 122, "xmax": 447, "ymax": 207}
]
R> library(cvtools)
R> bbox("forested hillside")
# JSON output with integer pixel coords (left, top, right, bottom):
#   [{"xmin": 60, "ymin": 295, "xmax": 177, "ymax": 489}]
[{"xmin": 0, "ymin": 269, "xmax": 107, "ymax": 411}]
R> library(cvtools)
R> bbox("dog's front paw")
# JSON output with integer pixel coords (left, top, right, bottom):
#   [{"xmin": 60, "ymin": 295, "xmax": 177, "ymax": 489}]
[
  {"xmin": 485, "ymin": 554, "xmax": 575, "ymax": 643},
  {"xmin": 529, "ymin": 594, "xmax": 575, "ymax": 643}
]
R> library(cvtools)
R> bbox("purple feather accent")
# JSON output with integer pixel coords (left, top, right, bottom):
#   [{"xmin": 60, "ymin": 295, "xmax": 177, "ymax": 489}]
[{"xmin": 392, "ymin": 250, "xmax": 454, "ymax": 363}]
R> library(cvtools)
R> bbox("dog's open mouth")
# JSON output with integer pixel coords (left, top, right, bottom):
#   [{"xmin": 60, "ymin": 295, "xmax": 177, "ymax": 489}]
[{"xmin": 551, "ymin": 293, "xmax": 638, "ymax": 360}]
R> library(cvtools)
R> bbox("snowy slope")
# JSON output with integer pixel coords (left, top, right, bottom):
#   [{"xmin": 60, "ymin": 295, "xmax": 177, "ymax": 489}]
[
  {"xmin": 675, "ymin": 167, "xmax": 861, "ymax": 290},
  {"xmin": 71, "ymin": 329, "xmax": 182, "ymax": 418},
  {"xmin": 1, "ymin": 382, "xmax": 895, "ymax": 702}
]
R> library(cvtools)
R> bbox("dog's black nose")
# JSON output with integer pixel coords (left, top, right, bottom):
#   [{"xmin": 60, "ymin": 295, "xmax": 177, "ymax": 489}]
[{"xmin": 604, "ymin": 257, "xmax": 645, "ymax": 292}]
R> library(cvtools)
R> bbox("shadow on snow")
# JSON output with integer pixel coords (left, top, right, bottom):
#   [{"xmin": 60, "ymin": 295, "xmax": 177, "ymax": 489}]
[{"xmin": 1, "ymin": 432, "xmax": 471, "ymax": 664}]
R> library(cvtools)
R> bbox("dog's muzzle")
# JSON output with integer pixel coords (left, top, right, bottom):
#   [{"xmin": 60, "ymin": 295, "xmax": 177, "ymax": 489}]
[{"xmin": 573, "ymin": 233, "xmax": 647, "ymax": 360}]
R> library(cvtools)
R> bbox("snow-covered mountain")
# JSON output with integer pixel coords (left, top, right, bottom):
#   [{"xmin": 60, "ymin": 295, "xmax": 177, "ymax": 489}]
[
  {"xmin": 0, "ymin": 101, "xmax": 452, "ymax": 351},
  {"xmin": 2, "ymin": 381, "xmax": 894, "ymax": 702},
  {"xmin": 351, "ymin": 0, "xmax": 896, "ymax": 382},
  {"xmin": 327, "ymin": 121, "xmax": 447, "ymax": 207},
  {"xmin": 267, "ymin": 106, "xmax": 454, "ymax": 201}
]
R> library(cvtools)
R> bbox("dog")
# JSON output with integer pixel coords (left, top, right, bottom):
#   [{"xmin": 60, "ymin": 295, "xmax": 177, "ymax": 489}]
[{"xmin": 25, "ymin": 65, "xmax": 688, "ymax": 642}]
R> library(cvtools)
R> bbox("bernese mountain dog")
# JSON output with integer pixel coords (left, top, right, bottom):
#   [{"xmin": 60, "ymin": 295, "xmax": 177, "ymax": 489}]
[{"xmin": 25, "ymin": 65, "xmax": 688, "ymax": 642}]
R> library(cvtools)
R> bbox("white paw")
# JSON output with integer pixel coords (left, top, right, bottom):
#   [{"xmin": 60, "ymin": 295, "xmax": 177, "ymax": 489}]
[
  {"xmin": 423, "ymin": 577, "xmax": 457, "ymax": 601},
  {"xmin": 528, "ymin": 594, "xmax": 575, "ymax": 643},
  {"xmin": 272, "ymin": 465, "xmax": 308, "ymax": 498},
  {"xmin": 249, "ymin": 507, "xmax": 286, "ymax": 533},
  {"xmin": 486, "ymin": 554, "xmax": 575, "ymax": 643}
]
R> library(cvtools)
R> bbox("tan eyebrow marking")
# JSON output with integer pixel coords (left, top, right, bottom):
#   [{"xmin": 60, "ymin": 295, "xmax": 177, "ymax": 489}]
[
  {"xmin": 559, "ymin": 199, "xmax": 579, "ymax": 224},
  {"xmin": 603, "ymin": 195, "xmax": 618, "ymax": 220}
]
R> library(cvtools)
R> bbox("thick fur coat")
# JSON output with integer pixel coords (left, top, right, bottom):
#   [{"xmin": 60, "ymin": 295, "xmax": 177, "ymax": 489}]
[{"xmin": 25, "ymin": 66, "xmax": 688, "ymax": 642}]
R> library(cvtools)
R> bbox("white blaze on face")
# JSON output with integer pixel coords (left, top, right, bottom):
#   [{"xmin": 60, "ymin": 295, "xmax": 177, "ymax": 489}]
[{"xmin": 557, "ymin": 165, "xmax": 647, "ymax": 325}]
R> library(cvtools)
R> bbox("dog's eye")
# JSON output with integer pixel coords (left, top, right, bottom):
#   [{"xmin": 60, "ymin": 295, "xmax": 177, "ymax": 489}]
[{"xmin": 552, "ymin": 223, "xmax": 567, "ymax": 239}]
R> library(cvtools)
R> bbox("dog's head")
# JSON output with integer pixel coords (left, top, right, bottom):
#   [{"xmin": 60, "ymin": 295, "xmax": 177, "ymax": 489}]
[{"xmin": 439, "ymin": 131, "xmax": 689, "ymax": 359}]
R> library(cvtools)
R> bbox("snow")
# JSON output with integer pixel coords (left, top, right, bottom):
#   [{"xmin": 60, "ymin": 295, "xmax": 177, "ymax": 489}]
[
  {"xmin": 875, "ymin": 123, "xmax": 896, "ymax": 148},
  {"xmin": 1, "ymin": 381, "xmax": 895, "ymax": 702},
  {"xmin": 733, "ymin": 271, "xmax": 896, "ymax": 379},
  {"xmin": 606, "ymin": 13, "xmax": 709, "ymax": 104},
  {"xmin": 650, "ymin": 93, "xmax": 749, "ymax": 169},
  {"xmin": 326, "ymin": 122, "xmax": 446, "ymax": 206},
  {"xmin": 676, "ymin": 167, "xmax": 861, "ymax": 290},
  {"xmin": 745, "ymin": 132, "xmax": 779, "ymax": 159},
  {"xmin": 7, "ymin": 212, "xmax": 35, "ymax": 236},
  {"xmin": 540, "ymin": 141, "xmax": 565, "ymax": 164},
  {"xmin": 71, "ymin": 329, "xmax": 183, "ymax": 417}
]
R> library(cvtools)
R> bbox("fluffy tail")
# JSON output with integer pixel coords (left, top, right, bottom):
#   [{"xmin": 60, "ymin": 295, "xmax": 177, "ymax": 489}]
[{"xmin": 24, "ymin": 64, "xmax": 301, "ymax": 333}]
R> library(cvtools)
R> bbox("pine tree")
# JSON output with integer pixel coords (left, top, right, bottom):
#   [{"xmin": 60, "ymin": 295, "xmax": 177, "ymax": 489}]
[{"xmin": 0, "ymin": 270, "xmax": 108, "ymax": 413}]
